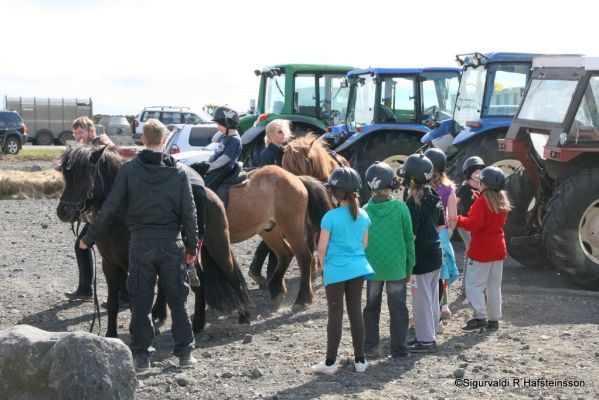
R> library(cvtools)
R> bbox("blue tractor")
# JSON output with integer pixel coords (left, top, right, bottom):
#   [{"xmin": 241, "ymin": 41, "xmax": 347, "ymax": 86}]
[
  {"xmin": 421, "ymin": 52, "xmax": 537, "ymax": 181},
  {"xmin": 323, "ymin": 67, "xmax": 460, "ymax": 199}
]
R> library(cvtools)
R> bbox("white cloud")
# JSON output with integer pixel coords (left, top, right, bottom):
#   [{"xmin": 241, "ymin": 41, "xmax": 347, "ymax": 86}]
[{"xmin": 0, "ymin": 0, "xmax": 594, "ymax": 115}]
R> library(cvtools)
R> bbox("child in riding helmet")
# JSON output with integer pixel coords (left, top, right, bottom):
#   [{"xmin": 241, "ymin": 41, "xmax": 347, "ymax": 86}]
[
  {"xmin": 457, "ymin": 166, "xmax": 511, "ymax": 332},
  {"xmin": 400, "ymin": 154, "xmax": 445, "ymax": 353},
  {"xmin": 424, "ymin": 148, "xmax": 460, "ymax": 322},
  {"xmin": 312, "ymin": 167, "xmax": 374, "ymax": 375},
  {"xmin": 456, "ymin": 156, "xmax": 486, "ymax": 288},
  {"xmin": 203, "ymin": 106, "xmax": 242, "ymax": 191},
  {"xmin": 362, "ymin": 162, "xmax": 415, "ymax": 358},
  {"xmin": 248, "ymin": 120, "xmax": 291, "ymax": 286}
]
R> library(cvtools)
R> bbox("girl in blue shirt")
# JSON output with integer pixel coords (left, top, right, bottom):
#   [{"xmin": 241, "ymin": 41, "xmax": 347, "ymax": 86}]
[{"xmin": 312, "ymin": 167, "xmax": 374, "ymax": 375}]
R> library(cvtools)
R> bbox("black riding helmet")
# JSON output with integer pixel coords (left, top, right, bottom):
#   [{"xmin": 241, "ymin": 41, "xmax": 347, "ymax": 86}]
[
  {"xmin": 399, "ymin": 154, "xmax": 434, "ymax": 184},
  {"xmin": 462, "ymin": 156, "xmax": 485, "ymax": 179},
  {"xmin": 479, "ymin": 166, "xmax": 505, "ymax": 190},
  {"xmin": 365, "ymin": 161, "xmax": 398, "ymax": 190},
  {"xmin": 325, "ymin": 167, "xmax": 362, "ymax": 193},
  {"xmin": 424, "ymin": 147, "xmax": 446, "ymax": 172},
  {"xmin": 212, "ymin": 106, "xmax": 239, "ymax": 129}
]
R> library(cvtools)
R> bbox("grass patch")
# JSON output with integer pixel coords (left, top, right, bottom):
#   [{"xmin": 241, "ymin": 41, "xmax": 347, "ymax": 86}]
[
  {"xmin": 18, "ymin": 148, "xmax": 65, "ymax": 157},
  {"xmin": 0, "ymin": 170, "xmax": 64, "ymax": 199}
]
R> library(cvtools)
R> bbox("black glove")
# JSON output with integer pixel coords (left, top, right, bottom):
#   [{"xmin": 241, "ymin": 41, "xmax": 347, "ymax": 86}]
[{"xmin": 191, "ymin": 161, "xmax": 211, "ymax": 177}]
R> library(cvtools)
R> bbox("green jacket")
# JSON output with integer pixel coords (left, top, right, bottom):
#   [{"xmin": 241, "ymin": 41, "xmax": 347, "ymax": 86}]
[{"xmin": 363, "ymin": 198, "xmax": 415, "ymax": 281}]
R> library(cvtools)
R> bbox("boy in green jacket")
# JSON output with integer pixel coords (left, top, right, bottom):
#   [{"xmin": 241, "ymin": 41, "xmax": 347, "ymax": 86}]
[{"xmin": 362, "ymin": 162, "xmax": 415, "ymax": 358}]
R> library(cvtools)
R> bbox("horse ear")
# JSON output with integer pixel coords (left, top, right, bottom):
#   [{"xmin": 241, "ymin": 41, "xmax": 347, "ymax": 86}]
[{"xmin": 90, "ymin": 146, "xmax": 107, "ymax": 164}]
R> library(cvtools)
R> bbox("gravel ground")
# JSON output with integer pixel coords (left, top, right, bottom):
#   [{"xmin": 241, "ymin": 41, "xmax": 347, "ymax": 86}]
[{"xmin": 1, "ymin": 199, "xmax": 598, "ymax": 400}]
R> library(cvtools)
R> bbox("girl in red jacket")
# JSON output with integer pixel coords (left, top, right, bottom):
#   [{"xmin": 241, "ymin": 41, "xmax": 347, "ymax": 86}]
[{"xmin": 457, "ymin": 166, "xmax": 511, "ymax": 332}]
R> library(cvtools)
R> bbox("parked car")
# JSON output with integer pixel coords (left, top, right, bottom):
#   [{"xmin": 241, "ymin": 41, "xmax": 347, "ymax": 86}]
[
  {"xmin": 164, "ymin": 124, "xmax": 219, "ymax": 155},
  {"xmin": 172, "ymin": 149, "xmax": 217, "ymax": 166},
  {"xmin": 0, "ymin": 110, "xmax": 28, "ymax": 155},
  {"xmin": 133, "ymin": 106, "xmax": 215, "ymax": 144}
]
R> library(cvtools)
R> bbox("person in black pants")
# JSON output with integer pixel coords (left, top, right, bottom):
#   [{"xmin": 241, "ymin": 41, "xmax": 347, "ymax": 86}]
[
  {"xmin": 247, "ymin": 119, "xmax": 290, "ymax": 286},
  {"xmin": 80, "ymin": 119, "xmax": 200, "ymax": 369}
]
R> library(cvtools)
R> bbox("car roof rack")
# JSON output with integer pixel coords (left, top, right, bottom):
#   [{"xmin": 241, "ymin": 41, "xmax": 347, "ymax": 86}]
[{"xmin": 144, "ymin": 106, "xmax": 191, "ymax": 111}]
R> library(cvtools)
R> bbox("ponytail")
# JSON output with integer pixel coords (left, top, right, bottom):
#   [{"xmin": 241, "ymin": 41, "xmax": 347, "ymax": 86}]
[{"xmin": 331, "ymin": 189, "xmax": 360, "ymax": 220}]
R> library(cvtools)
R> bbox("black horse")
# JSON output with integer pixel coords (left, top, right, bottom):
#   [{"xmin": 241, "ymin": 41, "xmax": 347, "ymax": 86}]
[{"xmin": 56, "ymin": 145, "xmax": 250, "ymax": 338}]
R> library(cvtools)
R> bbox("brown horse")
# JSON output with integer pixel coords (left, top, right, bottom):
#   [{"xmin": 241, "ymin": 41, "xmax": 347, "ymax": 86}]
[
  {"xmin": 223, "ymin": 165, "xmax": 332, "ymax": 308},
  {"xmin": 282, "ymin": 133, "xmax": 349, "ymax": 182}
]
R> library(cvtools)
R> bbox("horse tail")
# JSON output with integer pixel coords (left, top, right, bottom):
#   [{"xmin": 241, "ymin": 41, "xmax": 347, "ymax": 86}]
[
  {"xmin": 201, "ymin": 247, "xmax": 251, "ymax": 312},
  {"xmin": 298, "ymin": 175, "xmax": 333, "ymax": 233},
  {"xmin": 201, "ymin": 188, "xmax": 250, "ymax": 312}
]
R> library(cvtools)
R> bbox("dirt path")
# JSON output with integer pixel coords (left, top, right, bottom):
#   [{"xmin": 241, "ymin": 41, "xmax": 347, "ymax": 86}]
[{"xmin": 1, "ymin": 199, "xmax": 597, "ymax": 399}]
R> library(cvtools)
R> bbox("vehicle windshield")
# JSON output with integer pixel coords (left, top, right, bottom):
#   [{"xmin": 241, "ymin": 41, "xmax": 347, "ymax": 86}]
[
  {"xmin": 197, "ymin": 110, "xmax": 214, "ymax": 122},
  {"xmin": 165, "ymin": 127, "xmax": 180, "ymax": 151},
  {"xmin": 294, "ymin": 73, "xmax": 350, "ymax": 125},
  {"xmin": 378, "ymin": 76, "xmax": 416, "ymax": 123},
  {"xmin": 346, "ymin": 75, "xmax": 376, "ymax": 131},
  {"xmin": 485, "ymin": 63, "xmax": 529, "ymax": 116},
  {"xmin": 518, "ymin": 78, "xmax": 578, "ymax": 123},
  {"xmin": 421, "ymin": 72, "xmax": 460, "ymax": 123},
  {"xmin": 264, "ymin": 73, "xmax": 286, "ymax": 114},
  {"xmin": 568, "ymin": 75, "xmax": 599, "ymax": 144},
  {"xmin": 454, "ymin": 65, "xmax": 486, "ymax": 127}
]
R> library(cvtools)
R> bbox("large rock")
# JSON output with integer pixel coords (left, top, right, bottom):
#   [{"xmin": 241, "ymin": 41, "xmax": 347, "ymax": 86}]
[{"xmin": 0, "ymin": 325, "xmax": 136, "ymax": 400}]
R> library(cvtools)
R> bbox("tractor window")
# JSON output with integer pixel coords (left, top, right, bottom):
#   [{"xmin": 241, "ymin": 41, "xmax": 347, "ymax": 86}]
[
  {"xmin": 485, "ymin": 63, "xmax": 529, "ymax": 116},
  {"xmin": 295, "ymin": 74, "xmax": 318, "ymax": 117},
  {"xmin": 568, "ymin": 76, "xmax": 599, "ymax": 144},
  {"xmin": 347, "ymin": 76, "xmax": 376, "ymax": 130},
  {"xmin": 421, "ymin": 72, "xmax": 460, "ymax": 122},
  {"xmin": 318, "ymin": 74, "xmax": 350, "ymax": 126},
  {"xmin": 380, "ymin": 76, "xmax": 415, "ymax": 123},
  {"xmin": 454, "ymin": 65, "xmax": 486, "ymax": 127},
  {"xmin": 518, "ymin": 78, "xmax": 578, "ymax": 123},
  {"xmin": 264, "ymin": 74, "xmax": 286, "ymax": 114}
]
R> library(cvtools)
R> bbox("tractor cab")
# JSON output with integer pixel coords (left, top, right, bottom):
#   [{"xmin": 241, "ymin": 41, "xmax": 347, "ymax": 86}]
[
  {"xmin": 238, "ymin": 64, "xmax": 353, "ymax": 166},
  {"xmin": 323, "ymin": 67, "xmax": 459, "ymax": 199},
  {"xmin": 421, "ymin": 52, "xmax": 535, "ymax": 180},
  {"xmin": 499, "ymin": 56, "xmax": 599, "ymax": 288}
]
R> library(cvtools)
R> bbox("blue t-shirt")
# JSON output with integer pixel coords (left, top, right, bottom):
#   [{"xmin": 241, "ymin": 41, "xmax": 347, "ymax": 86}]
[
  {"xmin": 209, "ymin": 133, "xmax": 242, "ymax": 171},
  {"xmin": 321, "ymin": 206, "xmax": 374, "ymax": 286}
]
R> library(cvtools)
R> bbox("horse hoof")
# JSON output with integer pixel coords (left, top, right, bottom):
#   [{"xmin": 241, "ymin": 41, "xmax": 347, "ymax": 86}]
[
  {"xmin": 238, "ymin": 312, "xmax": 250, "ymax": 325},
  {"xmin": 106, "ymin": 331, "xmax": 118, "ymax": 338},
  {"xmin": 291, "ymin": 302, "xmax": 309, "ymax": 312},
  {"xmin": 248, "ymin": 271, "xmax": 266, "ymax": 286}
]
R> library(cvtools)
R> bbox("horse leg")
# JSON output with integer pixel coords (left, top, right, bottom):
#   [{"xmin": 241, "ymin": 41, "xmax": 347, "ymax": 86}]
[
  {"xmin": 191, "ymin": 259, "xmax": 206, "ymax": 333},
  {"xmin": 261, "ymin": 231, "xmax": 294, "ymax": 309},
  {"xmin": 151, "ymin": 285, "xmax": 168, "ymax": 327},
  {"xmin": 278, "ymin": 223, "xmax": 315, "ymax": 309},
  {"xmin": 104, "ymin": 266, "xmax": 121, "ymax": 338}
]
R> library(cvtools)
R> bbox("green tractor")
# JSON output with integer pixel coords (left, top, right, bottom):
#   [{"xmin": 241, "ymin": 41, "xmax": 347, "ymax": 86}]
[
  {"xmin": 499, "ymin": 56, "xmax": 599, "ymax": 288},
  {"xmin": 238, "ymin": 64, "xmax": 354, "ymax": 166}
]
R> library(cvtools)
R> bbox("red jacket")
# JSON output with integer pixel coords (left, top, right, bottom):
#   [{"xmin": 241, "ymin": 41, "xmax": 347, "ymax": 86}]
[{"xmin": 457, "ymin": 194, "xmax": 507, "ymax": 262}]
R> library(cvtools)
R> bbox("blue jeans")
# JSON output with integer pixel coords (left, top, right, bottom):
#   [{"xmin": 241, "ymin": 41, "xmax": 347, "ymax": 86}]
[{"xmin": 363, "ymin": 279, "xmax": 409, "ymax": 357}]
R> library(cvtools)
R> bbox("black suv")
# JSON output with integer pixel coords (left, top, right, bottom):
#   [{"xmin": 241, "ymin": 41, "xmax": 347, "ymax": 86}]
[{"xmin": 0, "ymin": 110, "xmax": 27, "ymax": 155}]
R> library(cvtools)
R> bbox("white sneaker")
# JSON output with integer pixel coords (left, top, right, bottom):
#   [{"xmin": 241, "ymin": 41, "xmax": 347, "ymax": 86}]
[
  {"xmin": 311, "ymin": 361, "xmax": 338, "ymax": 375},
  {"xmin": 354, "ymin": 359, "xmax": 368, "ymax": 373}
]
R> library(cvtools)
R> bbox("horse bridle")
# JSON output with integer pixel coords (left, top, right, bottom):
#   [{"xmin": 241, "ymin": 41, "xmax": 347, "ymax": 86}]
[{"xmin": 307, "ymin": 137, "xmax": 345, "ymax": 168}]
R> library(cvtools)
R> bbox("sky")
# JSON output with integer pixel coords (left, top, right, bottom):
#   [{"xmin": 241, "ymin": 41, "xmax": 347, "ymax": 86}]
[{"xmin": 0, "ymin": 0, "xmax": 594, "ymax": 116}]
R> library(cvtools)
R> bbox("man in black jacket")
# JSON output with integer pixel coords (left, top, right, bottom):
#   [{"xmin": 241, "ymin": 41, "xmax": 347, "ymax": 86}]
[{"xmin": 80, "ymin": 119, "xmax": 199, "ymax": 369}]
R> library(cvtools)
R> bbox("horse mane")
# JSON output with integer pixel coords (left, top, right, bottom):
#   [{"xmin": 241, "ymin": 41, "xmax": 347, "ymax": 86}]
[{"xmin": 282, "ymin": 133, "xmax": 337, "ymax": 182}]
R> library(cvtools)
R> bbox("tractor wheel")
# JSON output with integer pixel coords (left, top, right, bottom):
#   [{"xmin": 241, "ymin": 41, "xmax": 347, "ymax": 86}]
[
  {"xmin": 351, "ymin": 132, "xmax": 423, "ymax": 203},
  {"xmin": 447, "ymin": 131, "xmax": 521, "ymax": 183},
  {"xmin": 35, "ymin": 130, "xmax": 54, "ymax": 146},
  {"xmin": 504, "ymin": 167, "xmax": 550, "ymax": 269},
  {"xmin": 3, "ymin": 136, "xmax": 21, "ymax": 155},
  {"xmin": 542, "ymin": 168, "xmax": 599, "ymax": 289}
]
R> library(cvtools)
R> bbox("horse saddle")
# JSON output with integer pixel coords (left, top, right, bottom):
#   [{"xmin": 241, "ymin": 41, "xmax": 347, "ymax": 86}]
[{"xmin": 213, "ymin": 163, "xmax": 248, "ymax": 208}]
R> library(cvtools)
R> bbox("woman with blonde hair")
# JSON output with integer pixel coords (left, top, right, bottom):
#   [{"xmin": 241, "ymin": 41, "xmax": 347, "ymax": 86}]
[{"xmin": 248, "ymin": 119, "xmax": 291, "ymax": 285}]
